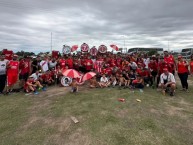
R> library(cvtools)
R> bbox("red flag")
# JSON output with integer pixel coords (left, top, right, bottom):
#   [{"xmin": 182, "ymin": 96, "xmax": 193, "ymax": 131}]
[
  {"xmin": 110, "ymin": 44, "xmax": 119, "ymax": 51},
  {"xmin": 71, "ymin": 45, "xmax": 78, "ymax": 52}
]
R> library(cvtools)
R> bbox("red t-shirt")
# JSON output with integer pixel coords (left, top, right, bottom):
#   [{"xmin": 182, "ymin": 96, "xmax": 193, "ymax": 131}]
[
  {"xmin": 7, "ymin": 61, "xmax": 19, "ymax": 75},
  {"xmin": 148, "ymin": 62, "xmax": 158, "ymax": 72},
  {"xmin": 178, "ymin": 61, "xmax": 189, "ymax": 74},
  {"xmin": 19, "ymin": 60, "xmax": 30, "ymax": 75},
  {"xmin": 59, "ymin": 59, "xmax": 66, "ymax": 69},
  {"xmin": 66, "ymin": 58, "xmax": 73, "ymax": 69},
  {"xmin": 85, "ymin": 59, "xmax": 93, "ymax": 71}
]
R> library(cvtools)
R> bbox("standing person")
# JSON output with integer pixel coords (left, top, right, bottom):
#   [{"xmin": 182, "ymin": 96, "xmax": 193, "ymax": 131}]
[
  {"xmin": 190, "ymin": 54, "xmax": 193, "ymax": 76},
  {"xmin": 19, "ymin": 56, "xmax": 30, "ymax": 88},
  {"xmin": 0, "ymin": 54, "xmax": 9, "ymax": 95},
  {"xmin": 49, "ymin": 58, "xmax": 57, "ymax": 70},
  {"xmin": 177, "ymin": 56, "xmax": 189, "ymax": 92},
  {"xmin": 7, "ymin": 55, "xmax": 19, "ymax": 93},
  {"xmin": 160, "ymin": 68, "xmax": 176, "ymax": 96},
  {"xmin": 164, "ymin": 51, "xmax": 176, "ymax": 74},
  {"xmin": 148, "ymin": 56, "xmax": 158, "ymax": 84},
  {"xmin": 40, "ymin": 56, "xmax": 49, "ymax": 73}
]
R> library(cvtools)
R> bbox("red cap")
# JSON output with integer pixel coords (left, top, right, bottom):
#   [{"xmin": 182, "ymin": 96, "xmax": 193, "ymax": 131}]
[
  {"xmin": 178, "ymin": 55, "xmax": 182, "ymax": 59},
  {"xmin": 163, "ymin": 68, "xmax": 168, "ymax": 72}
]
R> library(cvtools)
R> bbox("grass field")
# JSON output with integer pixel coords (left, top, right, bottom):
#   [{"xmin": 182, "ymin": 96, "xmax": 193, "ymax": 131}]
[{"xmin": 0, "ymin": 81, "xmax": 193, "ymax": 145}]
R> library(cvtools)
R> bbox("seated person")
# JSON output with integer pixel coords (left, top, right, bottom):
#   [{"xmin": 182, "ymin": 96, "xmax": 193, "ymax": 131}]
[
  {"xmin": 98, "ymin": 74, "xmax": 110, "ymax": 88},
  {"xmin": 89, "ymin": 76, "xmax": 98, "ymax": 88},
  {"xmin": 129, "ymin": 71, "xmax": 136, "ymax": 86},
  {"xmin": 122, "ymin": 71, "xmax": 130, "ymax": 88},
  {"xmin": 159, "ymin": 68, "xmax": 176, "ymax": 96},
  {"xmin": 24, "ymin": 76, "xmax": 43, "ymax": 94},
  {"xmin": 132, "ymin": 75, "xmax": 144, "ymax": 89},
  {"xmin": 109, "ymin": 75, "xmax": 117, "ymax": 87},
  {"xmin": 118, "ymin": 74, "xmax": 128, "ymax": 88},
  {"xmin": 41, "ymin": 71, "xmax": 54, "ymax": 86},
  {"xmin": 69, "ymin": 78, "xmax": 78, "ymax": 93}
]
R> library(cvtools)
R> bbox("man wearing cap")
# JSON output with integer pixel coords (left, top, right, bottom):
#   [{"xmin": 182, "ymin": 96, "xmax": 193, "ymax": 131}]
[
  {"xmin": 0, "ymin": 54, "xmax": 9, "ymax": 95},
  {"xmin": 160, "ymin": 68, "xmax": 176, "ymax": 96}
]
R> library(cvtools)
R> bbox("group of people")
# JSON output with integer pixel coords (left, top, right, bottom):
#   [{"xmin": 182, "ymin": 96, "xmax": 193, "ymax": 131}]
[{"xmin": 0, "ymin": 50, "xmax": 192, "ymax": 96}]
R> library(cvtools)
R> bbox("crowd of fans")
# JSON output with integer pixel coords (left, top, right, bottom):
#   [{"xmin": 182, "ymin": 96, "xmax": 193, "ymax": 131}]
[{"xmin": 0, "ymin": 50, "xmax": 193, "ymax": 96}]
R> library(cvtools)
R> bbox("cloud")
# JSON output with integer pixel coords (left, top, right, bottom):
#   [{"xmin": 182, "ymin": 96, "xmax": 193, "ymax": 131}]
[{"xmin": 0, "ymin": 0, "xmax": 193, "ymax": 53}]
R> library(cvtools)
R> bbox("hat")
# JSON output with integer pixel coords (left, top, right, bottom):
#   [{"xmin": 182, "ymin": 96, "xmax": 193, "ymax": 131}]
[
  {"xmin": 178, "ymin": 55, "xmax": 182, "ymax": 59},
  {"xmin": 163, "ymin": 68, "xmax": 168, "ymax": 72}
]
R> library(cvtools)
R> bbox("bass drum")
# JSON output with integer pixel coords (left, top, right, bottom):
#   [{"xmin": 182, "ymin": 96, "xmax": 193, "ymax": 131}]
[{"xmin": 61, "ymin": 76, "xmax": 72, "ymax": 87}]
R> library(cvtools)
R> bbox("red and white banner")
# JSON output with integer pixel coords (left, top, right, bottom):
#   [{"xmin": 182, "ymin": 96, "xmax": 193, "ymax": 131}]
[
  {"xmin": 90, "ymin": 46, "xmax": 98, "ymax": 56},
  {"xmin": 110, "ymin": 44, "xmax": 119, "ymax": 51},
  {"xmin": 98, "ymin": 45, "xmax": 107, "ymax": 53},
  {"xmin": 71, "ymin": 45, "xmax": 78, "ymax": 52},
  {"xmin": 81, "ymin": 43, "xmax": 89, "ymax": 52}
]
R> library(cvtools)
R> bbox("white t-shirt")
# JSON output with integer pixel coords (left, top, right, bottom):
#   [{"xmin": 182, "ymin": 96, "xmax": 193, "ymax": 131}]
[
  {"xmin": 130, "ymin": 62, "xmax": 138, "ymax": 70},
  {"xmin": 31, "ymin": 73, "xmax": 41, "ymax": 81},
  {"xmin": 143, "ymin": 58, "xmax": 150, "ymax": 69},
  {"xmin": 49, "ymin": 61, "xmax": 57, "ymax": 69},
  {"xmin": 40, "ymin": 60, "xmax": 49, "ymax": 72},
  {"xmin": 100, "ymin": 77, "xmax": 108, "ymax": 83},
  {"xmin": 0, "ymin": 60, "xmax": 7, "ymax": 75},
  {"xmin": 160, "ymin": 73, "xmax": 176, "ymax": 84}
]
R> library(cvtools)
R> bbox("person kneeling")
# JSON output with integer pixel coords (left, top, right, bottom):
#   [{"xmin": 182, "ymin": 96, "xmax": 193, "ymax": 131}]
[{"xmin": 159, "ymin": 68, "xmax": 176, "ymax": 96}]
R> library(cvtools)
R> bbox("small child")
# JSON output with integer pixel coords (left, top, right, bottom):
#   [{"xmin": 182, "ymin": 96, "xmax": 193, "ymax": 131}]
[{"xmin": 69, "ymin": 78, "xmax": 78, "ymax": 93}]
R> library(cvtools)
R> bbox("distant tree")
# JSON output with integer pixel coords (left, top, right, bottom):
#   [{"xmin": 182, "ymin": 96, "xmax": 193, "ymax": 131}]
[{"xmin": 148, "ymin": 50, "xmax": 157, "ymax": 56}]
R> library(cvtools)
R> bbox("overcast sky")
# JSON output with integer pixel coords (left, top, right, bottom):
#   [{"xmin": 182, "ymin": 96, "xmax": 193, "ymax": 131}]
[{"xmin": 0, "ymin": 0, "xmax": 193, "ymax": 53}]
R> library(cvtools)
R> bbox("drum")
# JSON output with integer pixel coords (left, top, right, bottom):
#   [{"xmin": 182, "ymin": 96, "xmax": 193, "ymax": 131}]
[
  {"xmin": 81, "ymin": 43, "xmax": 89, "ymax": 52},
  {"xmin": 90, "ymin": 46, "xmax": 98, "ymax": 56},
  {"xmin": 63, "ymin": 45, "xmax": 71, "ymax": 54},
  {"xmin": 98, "ymin": 45, "xmax": 107, "ymax": 53},
  {"xmin": 61, "ymin": 76, "xmax": 72, "ymax": 87}
]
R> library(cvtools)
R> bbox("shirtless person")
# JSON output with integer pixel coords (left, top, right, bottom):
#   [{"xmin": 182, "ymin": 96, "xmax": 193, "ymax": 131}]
[
  {"xmin": 69, "ymin": 78, "xmax": 78, "ymax": 93},
  {"xmin": 89, "ymin": 76, "xmax": 98, "ymax": 88}
]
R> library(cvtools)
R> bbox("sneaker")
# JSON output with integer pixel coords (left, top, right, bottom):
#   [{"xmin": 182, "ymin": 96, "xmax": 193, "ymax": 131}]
[
  {"xmin": 42, "ymin": 87, "xmax": 47, "ymax": 91},
  {"xmin": 34, "ymin": 92, "xmax": 39, "ymax": 95},
  {"xmin": 170, "ymin": 92, "xmax": 174, "ymax": 97}
]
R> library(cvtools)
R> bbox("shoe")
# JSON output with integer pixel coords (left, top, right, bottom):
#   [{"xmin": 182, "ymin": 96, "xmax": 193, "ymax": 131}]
[
  {"xmin": 170, "ymin": 92, "xmax": 174, "ymax": 97},
  {"xmin": 42, "ymin": 87, "xmax": 47, "ymax": 91},
  {"xmin": 34, "ymin": 92, "xmax": 39, "ymax": 95}
]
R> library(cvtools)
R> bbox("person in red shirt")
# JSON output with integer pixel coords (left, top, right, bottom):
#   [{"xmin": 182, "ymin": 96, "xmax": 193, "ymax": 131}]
[
  {"xmin": 19, "ymin": 56, "xmax": 31, "ymax": 88},
  {"xmin": 164, "ymin": 51, "xmax": 176, "ymax": 74},
  {"xmin": 85, "ymin": 57, "xmax": 93, "ymax": 72},
  {"xmin": 148, "ymin": 57, "xmax": 158, "ymax": 84},
  {"xmin": 190, "ymin": 54, "xmax": 193, "ymax": 76},
  {"xmin": 7, "ymin": 55, "xmax": 19, "ymax": 92},
  {"xmin": 66, "ymin": 56, "xmax": 73, "ymax": 69},
  {"xmin": 59, "ymin": 57, "xmax": 66, "ymax": 70},
  {"xmin": 177, "ymin": 56, "xmax": 189, "ymax": 91}
]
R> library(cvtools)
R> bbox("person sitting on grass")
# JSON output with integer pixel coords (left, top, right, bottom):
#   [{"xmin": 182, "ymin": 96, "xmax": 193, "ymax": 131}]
[
  {"xmin": 24, "ymin": 76, "xmax": 43, "ymax": 95},
  {"xmin": 132, "ymin": 75, "xmax": 144, "ymax": 89},
  {"xmin": 69, "ymin": 78, "xmax": 78, "ymax": 93},
  {"xmin": 118, "ymin": 74, "xmax": 128, "ymax": 89},
  {"xmin": 98, "ymin": 74, "xmax": 110, "ymax": 88},
  {"xmin": 159, "ymin": 68, "xmax": 176, "ymax": 96},
  {"xmin": 89, "ymin": 76, "xmax": 98, "ymax": 88},
  {"xmin": 109, "ymin": 74, "xmax": 117, "ymax": 87}
]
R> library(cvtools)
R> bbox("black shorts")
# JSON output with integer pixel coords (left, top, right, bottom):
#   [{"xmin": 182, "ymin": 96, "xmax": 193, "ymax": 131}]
[{"xmin": 19, "ymin": 73, "xmax": 29, "ymax": 81}]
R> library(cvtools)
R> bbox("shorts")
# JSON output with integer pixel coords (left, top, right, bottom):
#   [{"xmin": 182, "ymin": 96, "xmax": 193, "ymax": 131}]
[
  {"xmin": 19, "ymin": 73, "xmax": 29, "ymax": 81},
  {"xmin": 7, "ymin": 75, "xmax": 18, "ymax": 86},
  {"xmin": 71, "ymin": 87, "xmax": 77, "ymax": 93}
]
